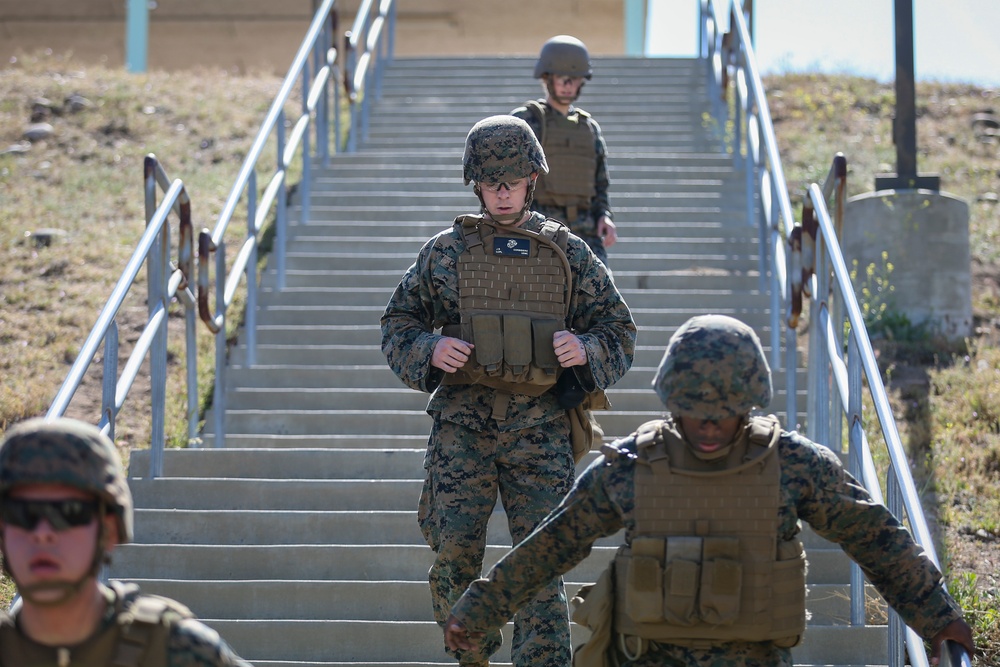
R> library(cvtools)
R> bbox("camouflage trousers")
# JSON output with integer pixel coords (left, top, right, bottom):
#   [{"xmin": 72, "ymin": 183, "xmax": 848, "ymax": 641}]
[
  {"xmin": 613, "ymin": 639, "xmax": 792, "ymax": 667},
  {"xmin": 418, "ymin": 415, "xmax": 576, "ymax": 667}
]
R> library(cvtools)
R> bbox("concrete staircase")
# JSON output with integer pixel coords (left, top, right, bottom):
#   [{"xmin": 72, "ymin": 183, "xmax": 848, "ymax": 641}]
[{"xmin": 112, "ymin": 57, "xmax": 888, "ymax": 666}]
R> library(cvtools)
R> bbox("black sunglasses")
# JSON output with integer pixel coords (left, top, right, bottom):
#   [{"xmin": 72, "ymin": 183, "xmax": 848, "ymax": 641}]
[{"xmin": 1, "ymin": 498, "xmax": 101, "ymax": 532}]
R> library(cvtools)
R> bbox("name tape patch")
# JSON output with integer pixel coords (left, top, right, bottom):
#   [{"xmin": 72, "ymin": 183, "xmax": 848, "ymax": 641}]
[{"xmin": 494, "ymin": 237, "xmax": 530, "ymax": 257}]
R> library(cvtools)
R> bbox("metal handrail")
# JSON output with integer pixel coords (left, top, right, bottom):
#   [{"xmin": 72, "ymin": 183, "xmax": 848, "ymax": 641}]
[
  {"xmin": 703, "ymin": 2, "xmax": 970, "ymax": 665},
  {"xmin": 197, "ymin": 0, "xmax": 343, "ymax": 447},
  {"xmin": 46, "ymin": 155, "xmax": 198, "ymax": 479},
  {"xmin": 344, "ymin": 0, "xmax": 397, "ymax": 152}
]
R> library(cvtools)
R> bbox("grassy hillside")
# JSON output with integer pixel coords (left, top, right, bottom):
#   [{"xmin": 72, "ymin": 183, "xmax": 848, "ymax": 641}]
[{"xmin": 1, "ymin": 54, "xmax": 997, "ymax": 661}]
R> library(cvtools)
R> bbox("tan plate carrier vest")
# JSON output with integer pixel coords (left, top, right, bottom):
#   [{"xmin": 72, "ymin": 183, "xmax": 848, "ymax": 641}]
[
  {"xmin": 612, "ymin": 415, "xmax": 806, "ymax": 649},
  {"xmin": 441, "ymin": 215, "xmax": 573, "ymax": 396},
  {"xmin": 0, "ymin": 581, "xmax": 195, "ymax": 667},
  {"xmin": 527, "ymin": 101, "xmax": 597, "ymax": 218}
]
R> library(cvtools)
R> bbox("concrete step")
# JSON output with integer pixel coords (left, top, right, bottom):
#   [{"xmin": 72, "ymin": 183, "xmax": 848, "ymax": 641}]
[
  {"xmin": 112, "ymin": 578, "xmax": 866, "ymax": 627},
  {"xmin": 264, "ymin": 269, "xmax": 764, "ymax": 292}
]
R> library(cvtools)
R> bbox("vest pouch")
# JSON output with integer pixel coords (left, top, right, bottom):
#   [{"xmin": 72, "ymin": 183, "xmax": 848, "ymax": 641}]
[
  {"xmin": 503, "ymin": 314, "xmax": 533, "ymax": 373},
  {"xmin": 663, "ymin": 537, "xmax": 701, "ymax": 626},
  {"xmin": 698, "ymin": 536, "xmax": 742, "ymax": 625},
  {"xmin": 624, "ymin": 555, "xmax": 664, "ymax": 623},
  {"xmin": 471, "ymin": 314, "xmax": 503, "ymax": 371},
  {"xmin": 532, "ymin": 318, "xmax": 562, "ymax": 370}
]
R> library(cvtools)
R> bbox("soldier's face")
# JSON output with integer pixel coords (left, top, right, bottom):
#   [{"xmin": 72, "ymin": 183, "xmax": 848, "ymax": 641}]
[
  {"xmin": 1, "ymin": 483, "xmax": 111, "ymax": 604},
  {"xmin": 678, "ymin": 415, "xmax": 742, "ymax": 454},
  {"xmin": 552, "ymin": 75, "xmax": 584, "ymax": 100},
  {"xmin": 479, "ymin": 176, "xmax": 531, "ymax": 225}
]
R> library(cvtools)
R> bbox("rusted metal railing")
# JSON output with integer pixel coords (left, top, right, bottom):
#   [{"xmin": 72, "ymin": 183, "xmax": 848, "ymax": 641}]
[
  {"xmin": 197, "ymin": 0, "xmax": 344, "ymax": 446},
  {"xmin": 46, "ymin": 155, "xmax": 198, "ymax": 479},
  {"xmin": 344, "ymin": 0, "xmax": 397, "ymax": 152},
  {"xmin": 702, "ymin": 3, "xmax": 970, "ymax": 665}
]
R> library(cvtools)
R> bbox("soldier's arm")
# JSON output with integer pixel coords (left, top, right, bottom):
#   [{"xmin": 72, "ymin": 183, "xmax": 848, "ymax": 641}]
[
  {"xmin": 589, "ymin": 117, "xmax": 612, "ymax": 224},
  {"xmin": 787, "ymin": 435, "xmax": 966, "ymax": 640},
  {"xmin": 380, "ymin": 238, "xmax": 450, "ymax": 392},
  {"xmin": 566, "ymin": 242, "xmax": 636, "ymax": 390},
  {"xmin": 166, "ymin": 618, "xmax": 254, "ymax": 667}
]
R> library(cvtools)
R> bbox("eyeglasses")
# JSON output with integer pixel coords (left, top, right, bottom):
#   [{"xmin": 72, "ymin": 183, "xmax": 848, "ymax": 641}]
[
  {"xmin": 480, "ymin": 178, "xmax": 529, "ymax": 193},
  {"xmin": 1, "ymin": 498, "xmax": 100, "ymax": 532}
]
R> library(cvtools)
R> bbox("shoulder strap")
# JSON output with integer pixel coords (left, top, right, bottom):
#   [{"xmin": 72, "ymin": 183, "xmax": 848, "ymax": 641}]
[
  {"xmin": 746, "ymin": 414, "xmax": 781, "ymax": 458},
  {"xmin": 110, "ymin": 581, "xmax": 195, "ymax": 667},
  {"xmin": 525, "ymin": 99, "xmax": 547, "ymax": 145},
  {"xmin": 538, "ymin": 218, "xmax": 570, "ymax": 252}
]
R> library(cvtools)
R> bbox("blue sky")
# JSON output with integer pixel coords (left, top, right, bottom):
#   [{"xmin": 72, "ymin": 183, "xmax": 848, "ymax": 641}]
[{"xmin": 646, "ymin": 0, "xmax": 1000, "ymax": 87}]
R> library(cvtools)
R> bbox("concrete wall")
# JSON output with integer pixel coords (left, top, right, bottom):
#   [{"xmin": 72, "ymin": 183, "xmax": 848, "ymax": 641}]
[{"xmin": 1, "ymin": 0, "xmax": 626, "ymax": 73}]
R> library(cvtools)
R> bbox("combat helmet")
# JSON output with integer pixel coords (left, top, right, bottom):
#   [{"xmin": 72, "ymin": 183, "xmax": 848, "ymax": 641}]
[
  {"xmin": 534, "ymin": 35, "xmax": 593, "ymax": 79},
  {"xmin": 0, "ymin": 417, "xmax": 133, "ymax": 543},
  {"xmin": 653, "ymin": 315, "xmax": 772, "ymax": 421},
  {"xmin": 463, "ymin": 115, "xmax": 548, "ymax": 186}
]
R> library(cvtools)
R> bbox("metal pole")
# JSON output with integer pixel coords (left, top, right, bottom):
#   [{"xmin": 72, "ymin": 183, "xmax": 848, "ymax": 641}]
[
  {"xmin": 894, "ymin": 0, "xmax": 917, "ymax": 180},
  {"xmin": 125, "ymin": 0, "xmax": 149, "ymax": 73}
]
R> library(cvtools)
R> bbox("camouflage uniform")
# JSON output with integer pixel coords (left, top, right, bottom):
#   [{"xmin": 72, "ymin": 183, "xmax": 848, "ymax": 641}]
[
  {"xmin": 512, "ymin": 102, "xmax": 613, "ymax": 264},
  {"xmin": 381, "ymin": 210, "xmax": 635, "ymax": 665},
  {"xmin": 381, "ymin": 121, "xmax": 635, "ymax": 665},
  {"xmin": 513, "ymin": 36, "xmax": 614, "ymax": 265},
  {"xmin": 448, "ymin": 316, "xmax": 965, "ymax": 666},
  {"xmin": 0, "ymin": 582, "xmax": 252, "ymax": 667},
  {"xmin": 0, "ymin": 418, "xmax": 253, "ymax": 667}
]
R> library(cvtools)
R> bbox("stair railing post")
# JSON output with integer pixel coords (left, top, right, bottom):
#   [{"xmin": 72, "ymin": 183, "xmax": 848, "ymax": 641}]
[
  {"xmin": 301, "ymin": 62, "xmax": 312, "ymax": 227},
  {"xmin": 245, "ymin": 171, "xmax": 258, "ymax": 367},
  {"xmin": 213, "ymin": 243, "xmax": 227, "ymax": 447},
  {"xmin": 275, "ymin": 109, "xmax": 288, "ymax": 291},
  {"xmin": 847, "ymin": 334, "xmax": 866, "ymax": 625}
]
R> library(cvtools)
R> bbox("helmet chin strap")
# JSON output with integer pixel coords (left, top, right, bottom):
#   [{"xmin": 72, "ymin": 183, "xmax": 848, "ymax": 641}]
[{"xmin": 475, "ymin": 180, "xmax": 537, "ymax": 225}]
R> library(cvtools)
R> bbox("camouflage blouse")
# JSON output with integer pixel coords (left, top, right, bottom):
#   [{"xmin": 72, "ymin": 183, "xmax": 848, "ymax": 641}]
[
  {"xmin": 452, "ymin": 424, "xmax": 964, "ymax": 645},
  {"xmin": 380, "ymin": 212, "xmax": 636, "ymax": 433}
]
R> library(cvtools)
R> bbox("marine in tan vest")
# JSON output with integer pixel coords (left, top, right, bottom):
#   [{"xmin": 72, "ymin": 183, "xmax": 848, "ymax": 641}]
[
  {"xmin": 513, "ymin": 35, "xmax": 618, "ymax": 266},
  {"xmin": 381, "ymin": 115, "xmax": 636, "ymax": 667},
  {"xmin": 0, "ymin": 418, "xmax": 252, "ymax": 667},
  {"xmin": 442, "ymin": 315, "xmax": 975, "ymax": 666}
]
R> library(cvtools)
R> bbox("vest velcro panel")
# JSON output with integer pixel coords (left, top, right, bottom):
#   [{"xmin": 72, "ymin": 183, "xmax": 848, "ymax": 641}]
[
  {"xmin": 528, "ymin": 102, "xmax": 597, "ymax": 209},
  {"xmin": 443, "ymin": 216, "xmax": 572, "ymax": 396},
  {"xmin": 613, "ymin": 417, "xmax": 806, "ymax": 647}
]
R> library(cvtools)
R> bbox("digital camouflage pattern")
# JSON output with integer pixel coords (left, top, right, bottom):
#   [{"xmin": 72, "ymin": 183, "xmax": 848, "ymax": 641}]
[
  {"xmin": 463, "ymin": 115, "xmax": 548, "ymax": 186},
  {"xmin": 653, "ymin": 314, "xmax": 773, "ymax": 421},
  {"xmin": 0, "ymin": 417, "xmax": 133, "ymax": 542},
  {"xmin": 420, "ymin": 418, "xmax": 576, "ymax": 666},
  {"xmin": 512, "ymin": 103, "xmax": 612, "ymax": 262},
  {"xmin": 450, "ymin": 422, "xmax": 965, "ymax": 667},
  {"xmin": 534, "ymin": 35, "xmax": 593, "ymax": 79},
  {"xmin": 381, "ymin": 210, "xmax": 635, "ymax": 666}
]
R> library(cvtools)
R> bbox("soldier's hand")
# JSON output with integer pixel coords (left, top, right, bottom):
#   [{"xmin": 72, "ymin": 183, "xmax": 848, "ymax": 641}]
[
  {"xmin": 597, "ymin": 215, "xmax": 617, "ymax": 248},
  {"xmin": 432, "ymin": 337, "xmax": 473, "ymax": 373},
  {"xmin": 554, "ymin": 330, "xmax": 586, "ymax": 367},
  {"xmin": 930, "ymin": 618, "xmax": 975, "ymax": 664},
  {"xmin": 444, "ymin": 614, "xmax": 483, "ymax": 651}
]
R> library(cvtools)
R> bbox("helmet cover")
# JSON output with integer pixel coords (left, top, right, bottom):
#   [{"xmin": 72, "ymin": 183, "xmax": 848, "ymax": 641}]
[
  {"xmin": 652, "ymin": 315, "xmax": 773, "ymax": 420},
  {"xmin": 0, "ymin": 417, "xmax": 133, "ymax": 543},
  {"xmin": 463, "ymin": 115, "xmax": 548, "ymax": 186}
]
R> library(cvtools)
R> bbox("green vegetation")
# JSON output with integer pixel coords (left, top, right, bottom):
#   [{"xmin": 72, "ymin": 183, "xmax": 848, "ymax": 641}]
[{"xmin": 0, "ymin": 56, "xmax": 997, "ymax": 661}]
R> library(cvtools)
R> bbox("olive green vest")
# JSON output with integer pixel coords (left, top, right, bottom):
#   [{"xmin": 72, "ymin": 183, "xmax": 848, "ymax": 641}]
[
  {"xmin": 0, "ymin": 581, "xmax": 194, "ymax": 667},
  {"xmin": 612, "ymin": 415, "xmax": 806, "ymax": 648},
  {"xmin": 441, "ymin": 215, "xmax": 572, "ymax": 396},
  {"xmin": 526, "ymin": 101, "xmax": 597, "ymax": 215}
]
